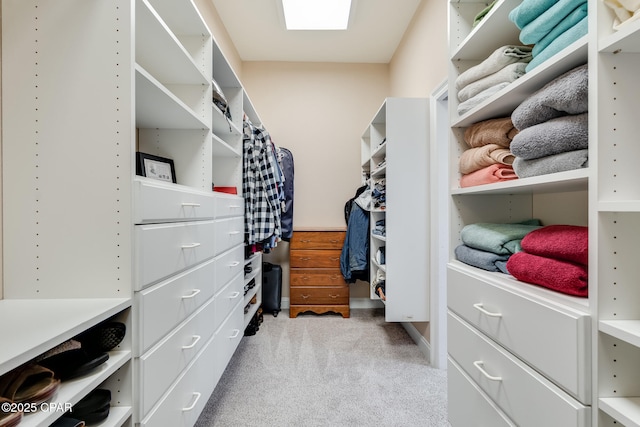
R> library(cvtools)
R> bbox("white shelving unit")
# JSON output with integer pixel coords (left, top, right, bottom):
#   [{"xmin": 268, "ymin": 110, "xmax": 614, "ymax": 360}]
[
  {"xmin": 593, "ymin": 1, "xmax": 640, "ymax": 425},
  {"xmin": 1, "ymin": 1, "xmax": 263, "ymax": 426},
  {"xmin": 447, "ymin": 0, "xmax": 592, "ymax": 425},
  {"xmin": 360, "ymin": 98, "xmax": 430, "ymax": 322}
]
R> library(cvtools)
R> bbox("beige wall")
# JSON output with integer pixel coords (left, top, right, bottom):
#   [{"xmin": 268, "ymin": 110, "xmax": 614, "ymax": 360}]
[{"xmin": 389, "ymin": 0, "xmax": 448, "ymax": 97}]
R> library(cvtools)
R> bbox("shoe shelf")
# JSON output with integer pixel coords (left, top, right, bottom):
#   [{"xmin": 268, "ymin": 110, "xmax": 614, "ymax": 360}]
[
  {"xmin": 20, "ymin": 350, "xmax": 131, "ymax": 427},
  {"xmin": 243, "ymin": 253, "xmax": 263, "ymax": 327},
  {"xmin": 0, "ymin": 299, "xmax": 130, "ymax": 375}
]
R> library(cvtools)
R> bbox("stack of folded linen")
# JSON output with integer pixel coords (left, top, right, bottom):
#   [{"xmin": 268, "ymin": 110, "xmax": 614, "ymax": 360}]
[
  {"xmin": 510, "ymin": 63, "xmax": 589, "ymax": 178},
  {"xmin": 455, "ymin": 219, "xmax": 542, "ymax": 273},
  {"xmin": 509, "ymin": 0, "xmax": 588, "ymax": 72},
  {"xmin": 456, "ymin": 45, "xmax": 532, "ymax": 115},
  {"xmin": 603, "ymin": 0, "xmax": 640, "ymax": 30},
  {"xmin": 506, "ymin": 225, "xmax": 588, "ymax": 297},
  {"xmin": 459, "ymin": 117, "xmax": 519, "ymax": 187}
]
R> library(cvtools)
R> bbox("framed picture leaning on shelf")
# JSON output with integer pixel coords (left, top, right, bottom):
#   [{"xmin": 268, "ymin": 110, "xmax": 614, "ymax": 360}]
[{"xmin": 136, "ymin": 152, "xmax": 176, "ymax": 183}]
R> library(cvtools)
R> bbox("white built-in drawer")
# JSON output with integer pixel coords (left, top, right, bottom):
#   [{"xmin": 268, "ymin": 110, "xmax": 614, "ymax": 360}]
[
  {"xmin": 448, "ymin": 357, "xmax": 515, "ymax": 427},
  {"xmin": 214, "ymin": 193, "xmax": 243, "ymax": 219},
  {"xmin": 447, "ymin": 264, "xmax": 591, "ymax": 403},
  {"xmin": 138, "ymin": 297, "xmax": 216, "ymax": 417},
  {"xmin": 139, "ymin": 332, "xmax": 218, "ymax": 427},
  {"xmin": 214, "ymin": 217, "xmax": 244, "ymax": 255},
  {"xmin": 214, "ymin": 244, "xmax": 244, "ymax": 295},
  {"xmin": 134, "ymin": 177, "xmax": 215, "ymax": 224},
  {"xmin": 448, "ymin": 311, "xmax": 591, "ymax": 427},
  {"xmin": 213, "ymin": 273, "xmax": 243, "ymax": 332},
  {"xmin": 214, "ymin": 299, "xmax": 244, "ymax": 377},
  {"xmin": 136, "ymin": 258, "xmax": 216, "ymax": 354},
  {"xmin": 135, "ymin": 220, "xmax": 215, "ymax": 289}
]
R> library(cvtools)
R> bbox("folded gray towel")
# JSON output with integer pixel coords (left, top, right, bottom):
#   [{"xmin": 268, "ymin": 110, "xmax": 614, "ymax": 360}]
[
  {"xmin": 457, "ymin": 82, "xmax": 510, "ymax": 116},
  {"xmin": 513, "ymin": 149, "xmax": 589, "ymax": 178},
  {"xmin": 456, "ymin": 45, "xmax": 533, "ymax": 90},
  {"xmin": 455, "ymin": 244, "xmax": 511, "ymax": 273},
  {"xmin": 510, "ymin": 113, "xmax": 588, "ymax": 160},
  {"xmin": 511, "ymin": 64, "xmax": 588, "ymax": 130},
  {"xmin": 458, "ymin": 62, "xmax": 528, "ymax": 102}
]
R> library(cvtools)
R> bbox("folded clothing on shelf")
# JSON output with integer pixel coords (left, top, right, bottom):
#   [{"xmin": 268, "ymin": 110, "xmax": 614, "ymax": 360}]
[
  {"xmin": 454, "ymin": 244, "xmax": 510, "ymax": 273},
  {"xmin": 506, "ymin": 251, "xmax": 588, "ymax": 297},
  {"xmin": 455, "ymin": 45, "xmax": 532, "ymax": 91},
  {"xmin": 460, "ymin": 219, "xmax": 542, "ymax": 255},
  {"xmin": 463, "ymin": 117, "xmax": 518, "ymax": 149},
  {"xmin": 513, "ymin": 149, "xmax": 588, "ymax": 178},
  {"xmin": 520, "ymin": 224, "xmax": 588, "ymax": 266},
  {"xmin": 459, "ymin": 164, "xmax": 518, "ymax": 187},
  {"xmin": 511, "ymin": 63, "xmax": 588, "ymax": 130},
  {"xmin": 459, "ymin": 144, "xmax": 515, "ymax": 175},
  {"xmin": 510, "ymin": 113, "xmax": 588, "ymax": 160}
]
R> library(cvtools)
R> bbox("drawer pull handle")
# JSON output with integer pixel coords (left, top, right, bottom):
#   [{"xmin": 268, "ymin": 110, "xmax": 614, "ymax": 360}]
[
  {"xmin": 229, "ymin": 329, "xmax": 240, "ymax": 339},
  {"xmin": 329, "ymin": 257, "xmax": 340, "ymax": 261},
  {"xmin": 473, "ymin": 361, "xmax": 502, "ymax": 381},
  {"xmin": 181, "ymin": 243, "xmax": 201, "ymax": 249},
  {"xmin": 329, "ymin": 294, "xmax": 339, "ymax": 299},
  {"xmin": 229, "ymin": 230, "xmax": 241, "ymax": 235},
  {"xmin": 229, "ymin": 291, "xmax": 241, "ymax": 299},
  {"xmin": 301, "ymin": 294, "xmax": 310, "ymax": 299},
  {"xmin": 300, "ymin": 257, "xmax": 311, "ymax": 261},
  {"xmin": 182, "ymin": 289, "xmax": 201, "ymax": 299},
  {"xmin": 473, "ymin": 303, "xmax": 502, "ymax": 318},
  {"xmin": 181, "ymin": 202, "xmax": 201, "ymax": 207},
  {"xmin": 229, "ymin": 261, "xmax": 240, "ymax": 267},
  {"xmin": 300, "ymin": 239, "xmax": 311, "ymax": 243},
  {"xmin": 182, "ymin": 335, "xmax": 201, "ymax": 350},
  {"xmin": 182, "ymin": 392, "xmax": 202, "ymax": 412},
  {"xmin": 229, "ymin": 205, "xmax": 241, "ymax": 208}
]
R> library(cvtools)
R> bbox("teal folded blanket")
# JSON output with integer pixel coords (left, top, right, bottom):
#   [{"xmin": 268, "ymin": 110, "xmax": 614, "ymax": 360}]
[
  {"xmin": 455, "ymin": 244, "xmax": 510, "ymax": 273},
  {"xmin": 532, "ymin": 3, "xmax": 588, "ymax": 56},
  {"xmin": 526, "ymin": 17, "xmax": 588, "ymax": 72},
  {"xmin": 519, "ymin": 0, "xmax": 587, "ymax": 45},
  {"xmin": 460, "ymin": 219, "xmax": 542, "ymax": 255},
  {"xmin": 509, "ymin": 0, "xmax": 559, "ymax": 29}
]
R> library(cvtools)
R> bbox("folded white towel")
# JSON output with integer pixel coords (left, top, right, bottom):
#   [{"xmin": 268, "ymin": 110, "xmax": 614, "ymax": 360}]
[
  {"xmin": 455, "ymin": 45, "xmax": 532, "ymax": 90},
  {"xmin": 458, "ymin": 62, "xmax": 527, "ymax": 102},
  {"xmin": 457, "ymin": 83, "xmax": 510, "ymax": 116}
]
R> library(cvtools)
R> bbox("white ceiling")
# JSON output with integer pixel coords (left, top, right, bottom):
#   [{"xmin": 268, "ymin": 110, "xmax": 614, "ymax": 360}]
[{"xmin": 210, "ymin": 0, "xmax": 423, "ymax": 63}]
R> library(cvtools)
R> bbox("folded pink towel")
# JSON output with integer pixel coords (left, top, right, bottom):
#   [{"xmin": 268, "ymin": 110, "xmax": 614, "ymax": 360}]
[
  {"xmin": 460, "ymin": 164, "xmax": 518, "ymax": 187},
  {"xmin": 506, "ymin": 252, "xmax": 588, "ymax": 297},
  {"xmin": 459, "ymin": 144, "xmax": 515, "ymax": 175},
  {"xmin": 520, "ymin": 224, "xmax": 588, "ymax": 265}
]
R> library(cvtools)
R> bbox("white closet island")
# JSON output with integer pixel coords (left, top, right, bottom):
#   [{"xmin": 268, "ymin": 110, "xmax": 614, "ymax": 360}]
[{"xmin": 360, "ymin": 98, "xmax": 430, "ymax": 322}]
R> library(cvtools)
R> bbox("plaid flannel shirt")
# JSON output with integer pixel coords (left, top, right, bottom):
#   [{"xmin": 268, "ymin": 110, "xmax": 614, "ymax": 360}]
[{"xmin": 243, "ymin": 120, "xmax": 282, "ymax": 245}]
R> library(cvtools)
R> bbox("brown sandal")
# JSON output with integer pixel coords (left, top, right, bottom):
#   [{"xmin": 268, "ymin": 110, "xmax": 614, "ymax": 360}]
[{"xmin": 0, "ymin": 363, "xmax": 60, "ymax": 404}]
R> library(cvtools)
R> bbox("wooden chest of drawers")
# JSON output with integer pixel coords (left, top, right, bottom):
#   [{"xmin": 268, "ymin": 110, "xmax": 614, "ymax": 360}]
[{"xmin": 289, "ymin": 229, "xmax": 349, "ymax": 318}]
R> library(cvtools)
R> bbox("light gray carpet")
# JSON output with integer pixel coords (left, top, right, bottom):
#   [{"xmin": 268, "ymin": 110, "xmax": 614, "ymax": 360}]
[{"xmin": 195, "ymin": 308, "xmax": 448, "ymax": 427}]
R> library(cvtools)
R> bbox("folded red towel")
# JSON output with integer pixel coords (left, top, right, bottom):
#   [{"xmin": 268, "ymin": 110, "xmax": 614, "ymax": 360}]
[
  {"xmin": 521, "ymin": 224, "xmax": 588, "ymax": 265},
  {"xmin": 506, "ymin": 252, "xmax": 588, "ymax": 297}
]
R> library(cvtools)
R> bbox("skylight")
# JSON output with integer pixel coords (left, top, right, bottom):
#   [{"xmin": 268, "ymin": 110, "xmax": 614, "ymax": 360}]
[{"xmin": 282, "ymin": 0, "xmax": 352, "ymax": 30}]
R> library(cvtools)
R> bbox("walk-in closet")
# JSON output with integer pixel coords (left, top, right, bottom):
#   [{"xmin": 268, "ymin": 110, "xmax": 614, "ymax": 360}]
[{"xmin": 0, "ymin": 0, "xmax": 637, "ymax": 426}]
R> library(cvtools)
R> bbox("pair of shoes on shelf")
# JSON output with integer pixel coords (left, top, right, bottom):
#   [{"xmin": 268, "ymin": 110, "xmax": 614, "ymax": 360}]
[
  {"xmin": 50, "ymin": 388, "xmax": 111, "ymax": 427},
  {"xmin": 38, "ymin": 321, "xmax": 126, "ymax": 382},
  {"xmin": 0, "ymin": 363, "xmax": 60, "ymax": 407}
]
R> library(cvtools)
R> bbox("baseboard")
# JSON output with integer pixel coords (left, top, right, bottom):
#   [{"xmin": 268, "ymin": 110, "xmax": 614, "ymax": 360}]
[
  {"xmin": 402, "ymin": 321, "xmax": 432, "ymax": 363},
  {"xmin": 279, "ymin": 297, "xmax": 384, "ymax": 310}
]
